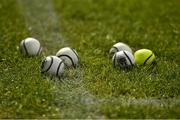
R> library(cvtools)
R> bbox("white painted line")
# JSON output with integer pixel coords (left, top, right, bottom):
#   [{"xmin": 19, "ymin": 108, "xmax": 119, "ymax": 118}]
[
  {"xmin": 18, "ymin": 0, "xmax": 68, "ymax": 52},
  {"xmin": 99, "ymin": 96, "xmax": 180, "ymax": 107}
]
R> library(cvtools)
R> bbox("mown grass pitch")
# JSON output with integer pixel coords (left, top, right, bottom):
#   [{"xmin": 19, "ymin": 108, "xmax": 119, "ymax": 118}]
[{"xmin": 0, "ymin": 0, "xmax": 180, "ymax": 118}]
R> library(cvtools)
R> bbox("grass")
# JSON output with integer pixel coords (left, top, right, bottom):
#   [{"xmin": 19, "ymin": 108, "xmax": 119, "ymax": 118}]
[{"xmin": 0, "ymin": 0, "xmax": 180, "ymax": 118}]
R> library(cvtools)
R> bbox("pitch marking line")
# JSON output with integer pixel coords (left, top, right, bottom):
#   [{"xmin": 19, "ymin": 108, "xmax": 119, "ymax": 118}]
[{"xmin": 18, "ymin": 0, "xmax": 68, "ymax": 53}]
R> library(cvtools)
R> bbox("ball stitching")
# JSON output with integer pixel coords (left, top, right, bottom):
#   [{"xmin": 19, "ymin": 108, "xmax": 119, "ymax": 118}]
[
  {"xmin": 70, "ymin": 48, "xmax": 79, "ymax": 61},
  {"xmin": 23, "ymin": 40, "xmax": 29, "ymax": 55},
  {"xmin": 113, "ymin": 54, "xmax": 117, "ymax": 67},
  {"xmin": 41, "ymin": 56, "xmax": 53, "ymax": 73},
  {"xmin": 56, "ymin": 61, "xmax": 63, "ymax": 76},
  {"xmin": 143, "ymin": 53, "xmax": 153, "ymax": 65},
  {"xmin": 112, "ymin": 46, "xmax": 119, "ymax": 53},
  {"xmin": 58, "ymin": 54, "xmax": 75, "ymax": 68},
  {"xmin": 123, "ymin": 51, "xmax": 133, "ymax": 66}
]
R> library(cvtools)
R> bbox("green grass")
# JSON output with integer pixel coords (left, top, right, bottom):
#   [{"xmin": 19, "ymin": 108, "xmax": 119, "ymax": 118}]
[{"xmin": 0, "ymin": 0, "xmax": 180, "ymax": 118}]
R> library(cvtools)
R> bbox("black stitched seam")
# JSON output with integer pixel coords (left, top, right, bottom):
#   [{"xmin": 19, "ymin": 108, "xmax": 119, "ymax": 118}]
[
  {"xmin": 23, "ymin": 40, "xmax": 29, "ymax": 55},
  {"xmin": 56, "ymin": 61, "xmax": 63, "ymax": 76},
  {"xmin": 58, "ymin": 54, "xmax": 75, "ymax": 68},
  {"xmin": 123, "ymin": 51, "xmax": 133, "ymax": 66},
  {"xmin": 113, "ymin": 54, "xmax": 117, "ymax": 67},
  {"xmin": 41, "ymin": 56, "xmax": 53, "ymax": 73},
  {"xmin": 70, "ymin": 48, "xmax": 79, "ymax": 61},
  {"xmin": 143, "ymin": 53, "xmax": 153, "ymax": 65},
  {"xmin": 112, "ymin": 46, "xmax": 119, "ymax": 52}
]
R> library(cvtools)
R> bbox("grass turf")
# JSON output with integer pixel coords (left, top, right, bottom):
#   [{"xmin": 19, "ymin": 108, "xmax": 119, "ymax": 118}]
[{"xmin": 0, "ymin": 0, "xmax": 180, "ymax": 118}]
